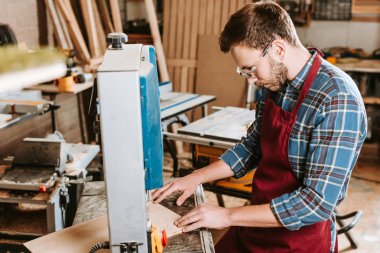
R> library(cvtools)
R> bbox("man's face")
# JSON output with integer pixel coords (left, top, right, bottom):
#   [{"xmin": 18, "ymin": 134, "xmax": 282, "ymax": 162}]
[{"xmin": 231, "ymin": 44, "xmax": 288, "ymax": 91}]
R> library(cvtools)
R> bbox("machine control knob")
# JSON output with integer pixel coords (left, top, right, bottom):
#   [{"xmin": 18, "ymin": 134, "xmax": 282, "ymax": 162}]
[{"xmin": 106, "ymin": 33, "xmax": 128, "ymax": 49}]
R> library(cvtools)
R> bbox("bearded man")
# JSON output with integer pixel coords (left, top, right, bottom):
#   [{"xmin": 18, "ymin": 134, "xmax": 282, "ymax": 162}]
[{"xmin": 153, "ymin": 1, "xmax": 367, "ymax": 252}]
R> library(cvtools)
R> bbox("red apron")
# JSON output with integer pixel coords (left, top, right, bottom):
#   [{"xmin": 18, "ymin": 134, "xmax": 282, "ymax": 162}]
[{"xmin": 215, "ymin": 54, "xmax": 337, "ymax": 253}]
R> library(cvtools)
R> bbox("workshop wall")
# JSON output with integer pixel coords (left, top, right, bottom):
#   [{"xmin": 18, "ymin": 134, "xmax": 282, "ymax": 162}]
[
  {"xmin": 297, "ymin": 21, "xmax": 380, "ymax": 53},
  {"xmin": 0, "ymin": 0, "xmax": 40, "ymax": 48}
]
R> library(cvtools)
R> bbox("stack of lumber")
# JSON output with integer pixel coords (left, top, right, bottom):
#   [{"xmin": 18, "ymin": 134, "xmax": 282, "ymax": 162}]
[{"xmin": 45, "ymin": 0, "xmax": 123, "ymax": 71}]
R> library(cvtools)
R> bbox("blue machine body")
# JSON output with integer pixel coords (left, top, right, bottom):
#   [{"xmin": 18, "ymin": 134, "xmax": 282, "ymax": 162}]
[{"xmin": 139, "ymin": 46, "xmax": 163, "ymax": 190}]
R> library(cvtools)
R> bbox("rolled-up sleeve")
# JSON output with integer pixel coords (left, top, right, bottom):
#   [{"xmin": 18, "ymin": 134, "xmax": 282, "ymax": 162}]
[
  {"xmin": 220, "ymin": 94, "xmax": 265, "ymax": 178},
  {"xmin": 270, "ymin": 92, "xmax": 367, "ymax": 230}
]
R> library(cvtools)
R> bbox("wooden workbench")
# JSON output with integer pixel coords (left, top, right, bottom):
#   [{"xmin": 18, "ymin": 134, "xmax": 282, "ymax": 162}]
[{"xmin": 73, "ymin": 181, "xmax": 215, "ymax": 253}]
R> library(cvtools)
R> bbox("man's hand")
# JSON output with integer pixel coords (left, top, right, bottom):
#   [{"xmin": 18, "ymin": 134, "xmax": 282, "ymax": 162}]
[
  {"xmin": 174, "ymin": 204, "xmax": 231, "ymax": 232},
  {"xmin": 153, "ymin": 160, "xmax": 234, "ymax": 206},
  {"xmin": 152, "ymin": 173, "xmax": 200, "ymax": 206}
]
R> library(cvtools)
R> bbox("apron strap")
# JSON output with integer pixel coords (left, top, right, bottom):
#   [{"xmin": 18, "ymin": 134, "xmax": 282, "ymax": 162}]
[{"xmin": 291, "ymin": 54, "xmax": 322, "ymax": 114}]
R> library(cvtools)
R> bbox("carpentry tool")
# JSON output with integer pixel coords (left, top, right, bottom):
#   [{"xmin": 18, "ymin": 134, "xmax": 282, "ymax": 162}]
[
  {"xmin": 0, "ymin": 131, "xmax": 72, "ymax": 191},
  {"xmin": 96, "ymin": 33, "xmax": 164, "ymax": 253}
]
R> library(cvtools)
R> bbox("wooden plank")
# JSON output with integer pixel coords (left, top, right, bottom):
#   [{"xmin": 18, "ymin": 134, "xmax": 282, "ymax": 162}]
[
  {"xmin": 25, "ymin": 203, "xmax": 182, "ymax": 252},
  {"xmin": 229, "ymin": 0, "xmax": 238, "ymax": 14},
  {"xmin": 45, "ymin": 0, "xmax": 69, "ymax": 49},
  {"xmin": 237, "ymin": 0, "xmax": 246, "ymax": 9},
  {"xmin": 168, "ymin": 0, "xmax": 178, "ymax": 59},
  {"xmin": 352, "ymin": 0, "xmax": 380, "ymax": 13},
  {"xmin": 174, "ymin": 67, "xmax": 182, "ymax": 91},
  {"xmin": 180, "ymin": 67, "xmax": 188, "ymax": 92},
  {"xmin": 188, "ymin": 67, "xmax": 195, "ymax": 93},
  {"xmin": 92, "ymin": 0, "xmax": 107, "ymax": 55},
  {"xmin": 363, "ymin": 96, "xmax": 380, "ymax": 105},
  {"xmin": 189, "ymin": 0, "xmax": 200, "ymax": 60},
  {"xmin": 97, "ymin": 0, "xmax": 115, "ymax": 34},
  {"xmin": 168, "ymin": 66, "xmax": 174, "ymax": 81},
  {"xmin": 182, "ymin": 0, "xmax": 192, "ymax": 60},
  {"xmin": 205, "ymin": 0, "xmax": 215, "ymax": 35},
  {"xmin": 198, "ymin": 0, "xmax": 207, "ymax": 35},
  {"xmin": 160, "ymin": 0, "xmax": 254, "ymax": 96},
  {"xmin": 0, "ymin": 99, "xmax": 48, "ymax": 106},
  {"xmin": 167, "ymin": 58, "xmax": 197, "ymax": 68},
  {"xmin": 220, "ymin": 0, "xmax": 230, "ymax": 31},
  {"xmin": 175, "ymin": 0, "xmax": 185, "ymax": 60},
  {"xmin": 56, "ymin": 0, "xmax": 91, "ymax": 63},
  {"xmin": 147, "ymin": 201, "xmax": 182, "ymax": 238},
  {"xmin": 80, "ymin": 0, "xmax": 101, "ymax": 57},
  {"xmin": 55, "ymin": 0, "xmax": 74, "ymax": 49},
  {"xmin": 195, "ymin": 35, "xmax": 246, "ymax": 108},
  {"xmin": 109, "ymin": 0, "xmax": 123, "ymax": 32},
  {"xmin": 213, "ymin": 0, "xmax": 222, "ymax": 35},
  {"xmin": 25, "ymin": 215, "xmax": 109, "ymax": 253},
  {"xmin": 162, "ymin": 0, "xmax": 170, "ymax": 54},
  {"xmin": 145, "ymin": 0, "xmax": 170, "ymax": 82}
]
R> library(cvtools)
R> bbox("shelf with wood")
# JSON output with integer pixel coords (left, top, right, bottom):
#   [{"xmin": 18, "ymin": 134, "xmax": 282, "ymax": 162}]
[{"xmin": 363, "ymin": 96, "xmax": 380, "ymax": 105}]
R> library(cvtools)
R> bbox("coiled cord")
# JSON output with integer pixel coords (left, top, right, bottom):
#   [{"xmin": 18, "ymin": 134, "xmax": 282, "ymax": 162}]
[{"xmin": 89, "ymin": 241, "xmax": 110, "ymax": 253}]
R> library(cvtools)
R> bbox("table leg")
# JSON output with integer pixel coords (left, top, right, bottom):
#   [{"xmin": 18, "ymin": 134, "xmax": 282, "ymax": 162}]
[
  {"xmin": 77, "ymin": 93, "xmax": 88, "ymax": 143},
  {"xmin": 49, "ymin": 94, "xmax": 57, "ymax": 132}
]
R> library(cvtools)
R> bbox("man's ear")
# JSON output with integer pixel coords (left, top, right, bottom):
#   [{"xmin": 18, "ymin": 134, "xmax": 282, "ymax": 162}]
[{"xmin": 272, "ymin": 39, "xmax": 286, "ymax": 61}]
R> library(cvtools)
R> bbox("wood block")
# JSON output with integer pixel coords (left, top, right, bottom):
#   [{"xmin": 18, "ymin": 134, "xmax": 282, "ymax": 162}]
[
  {"xmin": 25, "ymin": 203, "xmax": 182, "ymax": 252},
  {"xmin": 148, "ymin": 201, "xmax": 182, "ymax": 238},
  {"xmin": 24, "ymin": 215, "xmax": 109, "ymax": 253}
]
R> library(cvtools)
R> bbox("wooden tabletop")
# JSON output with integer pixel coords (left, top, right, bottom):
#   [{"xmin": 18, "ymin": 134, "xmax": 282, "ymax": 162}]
[
  {"xmin": 74, "ymin": 181, "xmax": 215, "ymax": 253},
  {"xmin": 25, "ymin": 81, "xmax": 93, "ymax": 95}
]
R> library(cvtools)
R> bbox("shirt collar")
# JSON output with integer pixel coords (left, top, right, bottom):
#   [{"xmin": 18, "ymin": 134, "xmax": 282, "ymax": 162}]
[{"xmin": 289, "ymin": 50, "xmax": 318, "ymax": 90}]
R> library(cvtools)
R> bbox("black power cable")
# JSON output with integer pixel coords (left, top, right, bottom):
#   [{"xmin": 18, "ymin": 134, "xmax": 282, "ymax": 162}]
[{"xmin": 89, "ymin": 241, "xmax": 110, "ymax": 253}]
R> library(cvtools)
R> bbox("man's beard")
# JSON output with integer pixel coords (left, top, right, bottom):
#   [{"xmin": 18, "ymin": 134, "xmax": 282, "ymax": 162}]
[{"xmin": 254, "ymin": 56, "xmax": 288, "ymax": 91}]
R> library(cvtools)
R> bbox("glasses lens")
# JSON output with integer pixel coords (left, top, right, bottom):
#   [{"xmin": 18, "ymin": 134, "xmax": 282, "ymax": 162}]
[{"xmin": 237, "ymin": 67, "xmax": 253, "ymax": 78}]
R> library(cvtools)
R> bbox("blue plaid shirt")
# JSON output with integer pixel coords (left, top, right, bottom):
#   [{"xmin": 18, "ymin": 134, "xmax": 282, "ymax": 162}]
[{"xmin": 220, "ymin": 51, "xmax": 367, "ymax": 252}]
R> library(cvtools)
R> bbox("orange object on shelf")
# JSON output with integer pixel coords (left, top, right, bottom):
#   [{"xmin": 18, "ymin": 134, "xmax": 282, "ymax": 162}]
[
  {"xmin": 57, "ymin": 74, "xmax": 74, "ymax": 92},
  {"xmin": 326, "ymin": 56, "xmax": 337, "ymax": 64}
]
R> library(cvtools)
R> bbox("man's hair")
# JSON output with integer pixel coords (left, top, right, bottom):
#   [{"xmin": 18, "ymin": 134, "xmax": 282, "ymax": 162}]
[{"xmin": 219, "ymin": 1, "xmax": 300, "ymax": 53}]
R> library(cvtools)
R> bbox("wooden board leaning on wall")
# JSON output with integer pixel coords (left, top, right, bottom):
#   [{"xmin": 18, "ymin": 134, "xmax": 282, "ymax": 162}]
[{"xmin": 162, "ymin": 0, "xmax": 252, "ymax": 94}]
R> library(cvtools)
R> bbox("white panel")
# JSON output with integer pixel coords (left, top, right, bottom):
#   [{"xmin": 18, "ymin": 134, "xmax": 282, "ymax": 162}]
[
  {"xmin": 98, "ymin": 44, "xmax": 142, "ymax": 72},
  {"xmin": 97, "ymin": 69, "xmax": 148, "ymax": 253}
]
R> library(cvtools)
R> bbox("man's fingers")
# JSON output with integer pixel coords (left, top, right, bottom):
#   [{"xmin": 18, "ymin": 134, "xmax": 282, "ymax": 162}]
[
  {"xmin": 176, "ymin": 190, "xmax": 193, "ymax": 206},
  {"xmin": 176, "ymin": 213, "xmax": 201, "ymax": 228},
  {"xmin": 175, "ymin": 207, "xmax": 197, "ymax": 224},
  {"xmin": 152, "ymin": 184, "xmax": 175, "ymax": 203},
  {"xmin": 152, "ymin": 182, "xmax": 172, "ymax": 198},
  {"xmin": 182, "ymin": 221, "xmax": 203, "ymax": 232}
]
